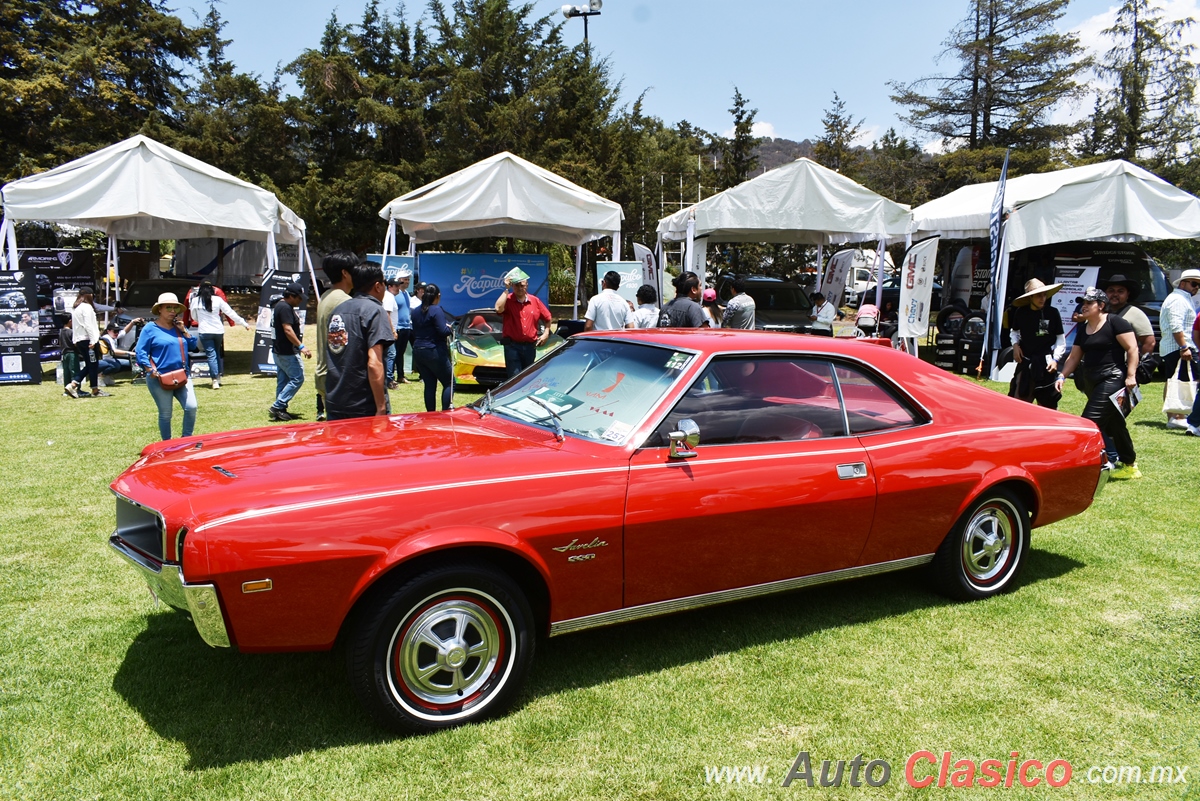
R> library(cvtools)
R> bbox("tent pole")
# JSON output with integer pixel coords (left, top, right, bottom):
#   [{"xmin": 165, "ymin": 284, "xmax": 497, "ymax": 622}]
[
  {"xmin": 816, "ymin": 243, "xmax": 825, "ymax": 289},
  {"xmin": 573, "ymin": 246, "xmax": 583, "ymax": 319},
  {"xmin": 612, "ymin": 227, "xmax": 620, "ymax": 261},
  {"xmin": 300, "ymin": 234, "xmax": 321, "ymax": 301},
  {"xmin": 874, "ymin": 238, "xmax": 885, "ymax": 308},
  {"xmin": 0, "ymin": 217, "xmax": 16, "ymax": 271}
]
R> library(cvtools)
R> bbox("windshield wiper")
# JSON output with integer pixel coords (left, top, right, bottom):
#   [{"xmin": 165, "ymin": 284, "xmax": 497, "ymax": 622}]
[
  {"xmin": 476, "ymin": 389, "xmax": 493, "ymax": 418},
  {"xmin": 526, "ymin": 395, "xmax": 564, "ymax": 442}
]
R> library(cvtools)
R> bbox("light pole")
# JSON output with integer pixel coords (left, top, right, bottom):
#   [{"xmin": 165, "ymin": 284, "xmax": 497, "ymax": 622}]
[{"xmin": 561, "ymin": 0, "xmax": 602, "ymax": 44}]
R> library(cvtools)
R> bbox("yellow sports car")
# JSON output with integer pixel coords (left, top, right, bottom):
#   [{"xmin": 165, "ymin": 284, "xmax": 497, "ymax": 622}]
[{"xmin": 451, "ymin": 309, "xmax": 565, "ymax": 388}]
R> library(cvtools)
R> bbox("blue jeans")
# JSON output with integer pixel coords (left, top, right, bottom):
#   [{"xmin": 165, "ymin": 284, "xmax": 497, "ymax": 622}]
[
  {"xmin": 273, "ymin": 353, "xmax": 304, "ymax": 410},
  {"xmin": 384, "ymin": 342, "xmax": 397, "ymax": 384},
  {"xmin": 146, "ymin": 376, "xmax": 197, "ymax": 440},
  {"xmin": 199, "ymin": 333, "xmax": 224, "ymax": 378},
  {"xmin": 99, "ymin": 357, "xmax": 131, "ymax": 375},
  {"xmin": 503, "ymin": 341, "xmax": 537, "ymax": 379}
]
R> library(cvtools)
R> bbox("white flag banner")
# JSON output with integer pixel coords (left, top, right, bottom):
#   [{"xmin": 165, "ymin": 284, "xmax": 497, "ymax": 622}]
[
  {"xmin": 632, "ymin": 242, "xmax": 658, "ymax": 289},
  {"xmin": 898, "ymin": 236, "xmax": 940, "ymax": 338},
  {"xmin": 819, "ymin": 250, "xmax": 855, "ymax": 308}
]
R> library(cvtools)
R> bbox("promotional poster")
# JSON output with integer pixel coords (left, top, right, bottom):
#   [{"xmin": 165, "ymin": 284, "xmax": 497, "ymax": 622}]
[
  {"xmin": 415, "ymin": 253, "xmax": 549, "ymax": 318},
  {"xmin": 592, "ymin": 262, "xmax": 645, "ymax": 306},
  {"xmin": 0, "ymin": 270, "xmax": 43, "ymax": 384},
  {"xmin": 1052, "ymin": 266, "xmax": 1099, "ymax": 344},
  {"xmin": 17, "ymin": 248, "xmax": 95, "ymax": 359},
  {"xmin": 251, "ymin": 271, "xmax": 309, "ymax": 375}
]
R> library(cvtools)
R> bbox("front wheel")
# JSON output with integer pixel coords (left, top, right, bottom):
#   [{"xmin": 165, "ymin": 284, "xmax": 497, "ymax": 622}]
[
  {"xmin": 346, "ymin": 564, "xmax": 535, "ymax": 733},
  {"xmin": 930, "ymin": 489, "xmax": 1030, "ymax": 601}
]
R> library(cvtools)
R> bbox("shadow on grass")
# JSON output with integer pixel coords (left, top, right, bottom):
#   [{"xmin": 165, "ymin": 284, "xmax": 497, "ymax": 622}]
[
  {"xmin": 112, "ymin": 550, "xmax": 1082, "ymax": 766},
  {"xmin": 531, "ymin": 549, "xmax": 1083, "ymax": 697}
]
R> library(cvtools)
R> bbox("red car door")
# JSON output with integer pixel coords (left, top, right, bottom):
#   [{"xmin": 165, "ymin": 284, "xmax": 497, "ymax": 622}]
[{"xmin": 622, "ymin": 356, "xmax": 878, "ymax": 608}]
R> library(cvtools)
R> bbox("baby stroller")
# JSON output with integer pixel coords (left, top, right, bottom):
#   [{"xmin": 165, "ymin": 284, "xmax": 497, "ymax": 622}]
[{"xmin": 855, "ymin": 303, "xmax": 880, "ymax": 337}]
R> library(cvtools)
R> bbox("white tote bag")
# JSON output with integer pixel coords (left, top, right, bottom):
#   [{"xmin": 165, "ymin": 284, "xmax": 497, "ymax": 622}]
[{"xmin": 1163, "ymin": 359, "xmax": 1197, "ymax": 416}]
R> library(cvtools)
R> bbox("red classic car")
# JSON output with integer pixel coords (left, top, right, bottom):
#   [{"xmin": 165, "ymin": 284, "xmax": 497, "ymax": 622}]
[{"xmin": 110, "ymin": 331, "xmax": 1107, "ymax": 733}]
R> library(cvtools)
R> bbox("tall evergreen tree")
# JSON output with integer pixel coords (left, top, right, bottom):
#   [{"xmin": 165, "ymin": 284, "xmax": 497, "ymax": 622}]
[
  {"xmin": 812, "ymin": 92, "xmax": 864, "ymax": 176},
  {"xmin": 716, "ymin": 88, "xmax": 760, "ymax": 190},
  {"xmin": 1085, "ymin": 0, "xmax": 1198, "ymax": 165},
  {"xmin": 890, "ymin": 0, "xmax": 1088, "ymax": 150}
]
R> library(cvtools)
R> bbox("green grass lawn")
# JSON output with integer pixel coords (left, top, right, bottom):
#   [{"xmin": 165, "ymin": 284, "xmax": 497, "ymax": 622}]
[{"xmin": 1, "ymin": 327, "xmax": 1197, "ymax": 800}]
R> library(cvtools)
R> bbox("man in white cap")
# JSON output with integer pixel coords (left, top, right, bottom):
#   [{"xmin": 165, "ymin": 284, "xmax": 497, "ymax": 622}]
[
  {"xmin": 1159, "ymin": 268, "xmax": 1200, "ymax": 429},
  {"xmin": 1007, "ymin": 278, "xmax": 1066, "ymax": 409},
  {"xmin": 495, "ymin": 267, "xmax": 551, "ymax": 379}
]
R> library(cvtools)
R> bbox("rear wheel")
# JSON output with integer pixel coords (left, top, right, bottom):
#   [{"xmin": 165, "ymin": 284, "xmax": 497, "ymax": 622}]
[
  {"xmin": 346, "ymin": 564, "xmax": 534, "ymax": 733},
  {"xmin": 931, "ymin": 489, "xmax": 1030, "ymax": 601}
]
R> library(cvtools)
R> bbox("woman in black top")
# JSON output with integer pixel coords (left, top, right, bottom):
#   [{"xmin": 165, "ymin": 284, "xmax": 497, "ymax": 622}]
[
  {"xmin": 410, "ymin": 283, "xmax": 454, "ymax": 411},
  {"xmin": 1057, "ymin": 287, "xmax": 1140, "ymax": 478}
]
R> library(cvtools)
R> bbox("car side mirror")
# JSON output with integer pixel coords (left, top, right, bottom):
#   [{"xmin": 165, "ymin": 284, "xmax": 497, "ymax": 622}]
[{"xmin": 668, "ymin": 419, "xmax": 700, "ymax": 459}]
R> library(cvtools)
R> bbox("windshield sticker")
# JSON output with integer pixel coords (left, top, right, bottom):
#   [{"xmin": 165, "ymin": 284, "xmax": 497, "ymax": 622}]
[
  {"xmin": 665, "ymin": 352, "xmax": 692, "ymax": 371},
  {"xmin": 502, "ymin": 387, "xmax": 582, "ymax": 421},
  {"xmin": 600, "ymin": 421, "xmax": 632, "ymax": 442}
]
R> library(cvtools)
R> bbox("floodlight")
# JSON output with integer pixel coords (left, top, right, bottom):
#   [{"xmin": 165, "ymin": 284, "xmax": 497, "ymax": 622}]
[
  {"xmin": 588, "ymin": 0, "xmax": 603, "ymax": 10},
  {"xmin": 562, "ymin": 4, "xmax": 575, "ymax": 18}
]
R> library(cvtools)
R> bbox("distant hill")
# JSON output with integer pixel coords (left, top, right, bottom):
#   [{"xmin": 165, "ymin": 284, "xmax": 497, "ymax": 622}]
[{"xmin": 754, "ymin": 137, "xmax": 815, "ymax": 172}]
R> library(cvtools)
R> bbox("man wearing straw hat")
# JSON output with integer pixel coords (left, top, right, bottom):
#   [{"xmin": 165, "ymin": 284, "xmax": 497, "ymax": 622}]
[{"xmin": 1007, "ymin": 278, "xmax": 1066, "ymax": 409}]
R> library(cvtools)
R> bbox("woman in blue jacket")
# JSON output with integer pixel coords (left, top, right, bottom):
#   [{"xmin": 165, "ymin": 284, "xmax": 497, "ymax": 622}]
[
  {"xmin": 410, "ymin": 283, "xmax": 454, "ymax": 411},
  {"xmin": 136, "ymin": 293, "xmax": 199, "ymax": 439}
]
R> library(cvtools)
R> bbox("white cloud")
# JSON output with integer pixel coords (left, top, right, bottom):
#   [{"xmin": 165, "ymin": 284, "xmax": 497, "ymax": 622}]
[
  {"xmin": 722, "ymin": 120, "xmax": 778, "ymax": 139},
  {"xmin": 853, "ymin": 124, "xmax": 881, "ymax": 148}
]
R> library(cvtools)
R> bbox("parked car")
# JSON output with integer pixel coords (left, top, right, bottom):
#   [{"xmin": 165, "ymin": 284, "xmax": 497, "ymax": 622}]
[
  {"xmin": 855, "ymin": 276, "xmax": 944, "ymax": 314},
  {"xmin": 109, "ymin": 330, "xmax": 1107, "ymax": 733},
  {"xmin": 713, "ymin": 275, "xmax": 813, "ymax": 332},
  {"xmin": 450, "ymin": 309, "xmax": 564, "ymax": 389}
]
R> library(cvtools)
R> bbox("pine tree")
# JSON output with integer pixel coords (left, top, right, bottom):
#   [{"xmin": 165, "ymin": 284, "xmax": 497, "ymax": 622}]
[
  {"xmin": 716, "ymin": 88, "xmax": 760, "ymax": 190},
  {"xmin": 890, "ymin": 0, "xmax": 1088, "ymax": 150},
  {"xmin": 812, "ymin": 92, "xmax": 864, "ymax": 176},
  {"xmin": 1087, "ymin": 0, "xmax": 1198, "ymax": 165}
]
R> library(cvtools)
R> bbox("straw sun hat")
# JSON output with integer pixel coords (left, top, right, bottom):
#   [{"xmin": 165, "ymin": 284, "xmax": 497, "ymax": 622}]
[{"xmin": 1012, "ymin": 278, "xmax": 1063, "ymax": 307}]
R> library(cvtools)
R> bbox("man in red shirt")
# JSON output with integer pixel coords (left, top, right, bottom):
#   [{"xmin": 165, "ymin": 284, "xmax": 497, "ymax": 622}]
[{"xmin": 494, "ymin": 268, "xmax": 551, "ymax": 379}]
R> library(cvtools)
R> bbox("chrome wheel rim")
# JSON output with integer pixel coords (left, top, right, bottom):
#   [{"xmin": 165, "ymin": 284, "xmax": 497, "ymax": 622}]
[
  {"xmin": 961, "ymin": 500, "xmax": 1017, "ymax": 584},
  {"xmin": 390, "ymin": 595, "xmax": 504, "ymax": 709}
]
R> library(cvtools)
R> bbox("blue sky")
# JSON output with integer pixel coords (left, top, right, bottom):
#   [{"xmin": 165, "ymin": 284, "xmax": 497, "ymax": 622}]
[{"xmin": 209, "ymin": 0, "xmax": 1200, "ymax": 149}]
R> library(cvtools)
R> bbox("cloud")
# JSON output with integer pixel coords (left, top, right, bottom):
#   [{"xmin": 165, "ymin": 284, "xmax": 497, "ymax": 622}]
[
  {"xmin": 722, "ymin": 120, "xmax": 778, "ymax": 139},
  {"xmin": 853, "ymin": 124, "xmax": 881, "ymax": 148}
]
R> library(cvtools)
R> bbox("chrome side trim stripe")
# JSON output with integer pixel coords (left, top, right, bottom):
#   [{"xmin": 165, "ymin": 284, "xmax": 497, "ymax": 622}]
[
  {"xmin": 859, "ymin": 425, "xmax": 1096, "ymax": 451},
  {"xmin": 548, "ymin": 553, "xmax": 935, "ymax": 637}
]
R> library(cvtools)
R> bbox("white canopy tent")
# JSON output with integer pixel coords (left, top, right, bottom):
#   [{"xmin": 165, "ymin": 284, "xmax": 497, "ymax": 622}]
[
  {"xmin": 378, "ymin": 151, "xmax": 624, "ymax": 317},
  {"xmin": 911, "ymin": 159, "xmax": 1200, "ymax": 251},
  {"xmin": 656, "ymin": 158, "xmax": 913, "ymax": 303},
  {"xmin": 0, "ymin": 135, "xmax": 313, "ymax": 297}
]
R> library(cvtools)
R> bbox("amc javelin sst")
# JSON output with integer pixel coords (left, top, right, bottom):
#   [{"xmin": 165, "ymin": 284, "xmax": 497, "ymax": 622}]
[{"xmin": 110, "ymin": 330, "xmax": 1106, "ymax": 733}]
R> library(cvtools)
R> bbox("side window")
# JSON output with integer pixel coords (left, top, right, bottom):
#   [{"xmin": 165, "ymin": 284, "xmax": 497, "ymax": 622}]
[
  {"xmin": 834, "ymin": 364, "xmax": 921, "ymax": 434},
  {"xmin": 646, "ymin": 357, "xmax": 847, "ymax": 447}
]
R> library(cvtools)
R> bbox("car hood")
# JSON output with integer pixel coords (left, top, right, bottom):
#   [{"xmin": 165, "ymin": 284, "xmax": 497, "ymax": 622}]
[{"xmin": 112, "ymin": 411, "xmax": 604, "ymax": 525}]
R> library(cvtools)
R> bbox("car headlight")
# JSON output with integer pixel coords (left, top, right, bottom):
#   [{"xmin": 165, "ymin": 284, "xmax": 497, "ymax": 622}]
[{"xmin": 455, "ymin": 341, "xmax": 478, "ymax": 358}]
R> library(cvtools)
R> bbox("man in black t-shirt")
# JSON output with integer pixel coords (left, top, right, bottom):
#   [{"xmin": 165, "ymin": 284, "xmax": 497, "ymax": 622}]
[
  {"xmin": 269, "ymin": 283, "xmax": 311, "ymax": 421},
  {"xmin": 658, "ymin": 271, "xmax": 707, "ymax": 327},
  {"xmin": 1007, "ymin": 278, "xmax": 1066, "ymax": 409},
  {"xmin": 326, "ymin": 262, "xmax": 395, "ymax": 420}
]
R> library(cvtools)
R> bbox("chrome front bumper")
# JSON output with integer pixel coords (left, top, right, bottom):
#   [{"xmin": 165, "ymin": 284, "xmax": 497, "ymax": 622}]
[{"xmin": 109, "ymin": 535, "xmax": 231, "ymax": 648}]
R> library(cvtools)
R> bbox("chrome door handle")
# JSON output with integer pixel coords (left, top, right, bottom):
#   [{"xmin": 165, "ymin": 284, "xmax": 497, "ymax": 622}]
[{"xmin": 836, "ymin": 462, "xmax": 868, "ymax": 479}]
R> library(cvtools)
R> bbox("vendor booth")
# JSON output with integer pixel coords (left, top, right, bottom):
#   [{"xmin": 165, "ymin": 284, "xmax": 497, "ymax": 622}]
[
  {"xmin": 0, "ymin": 134, "xmax": 313, "ymax": 381},
  {"xmin": 912, "ymin": 159, "xmax": 1200, "ymax": 376},
  {"xmin": 656, "ymin": 157, "xmax": 913, "ymax": 309},
  {"xmin": 378, "ymin": 151, "xmax": 624, "ymax": 317}
]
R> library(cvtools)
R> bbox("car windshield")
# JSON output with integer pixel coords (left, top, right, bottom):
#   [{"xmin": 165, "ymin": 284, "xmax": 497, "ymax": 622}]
[
  {"xmin": 486, "ymin": 338, "xmax": 694, "ymax": 444},
  {"xmin": 745, "ymin": 284, "xmax": 812, "ymax": 311}
]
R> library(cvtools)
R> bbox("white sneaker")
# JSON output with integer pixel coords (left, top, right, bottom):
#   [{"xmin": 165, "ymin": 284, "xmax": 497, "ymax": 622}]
[
  {"xmin": 1187, "ymin": 423, "xmax": 1200, "ymax": 437},
  {"xmin": 1167, "ymin": 418, "xmax": 1188, "ymax": 431},
  {"xmin": 212, "ymin": 380, "xmax": 221, "ymax": 390}
]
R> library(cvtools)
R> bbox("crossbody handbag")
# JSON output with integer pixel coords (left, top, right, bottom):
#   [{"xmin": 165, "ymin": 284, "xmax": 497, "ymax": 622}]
[{"xmin": 150, "ymin": 334, "xmax": 189, "ymax": 389}]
